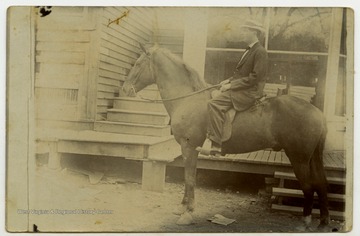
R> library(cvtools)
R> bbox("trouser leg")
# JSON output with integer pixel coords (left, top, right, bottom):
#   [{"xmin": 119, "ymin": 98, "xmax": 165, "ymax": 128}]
[{"xmin": 207, "ymin": 91, "xmax": 233, "ymax": 145}]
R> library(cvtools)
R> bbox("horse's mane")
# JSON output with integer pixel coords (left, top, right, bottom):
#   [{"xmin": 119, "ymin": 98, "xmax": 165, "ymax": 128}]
[{"xmin": 153, "ymin": 47, "xmax": 208, "ymax": 91}]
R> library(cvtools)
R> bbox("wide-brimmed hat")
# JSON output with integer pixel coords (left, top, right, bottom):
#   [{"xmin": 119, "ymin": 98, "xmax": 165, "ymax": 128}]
[{"xmin": 240, "ymin": 19, "xmax": 265, "ymax": 32}]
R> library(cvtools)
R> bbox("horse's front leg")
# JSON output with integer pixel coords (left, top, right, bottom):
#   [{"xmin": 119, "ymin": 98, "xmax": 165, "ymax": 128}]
[{"xmin": 176, "ymin": 142, "xmax": 199, "ymax": 225}]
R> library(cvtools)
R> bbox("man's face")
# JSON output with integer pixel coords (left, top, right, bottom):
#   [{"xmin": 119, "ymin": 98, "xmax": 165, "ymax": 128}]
[{"xmin": 239, "ymin": 28, "xmax": 256, "ymax": 44}]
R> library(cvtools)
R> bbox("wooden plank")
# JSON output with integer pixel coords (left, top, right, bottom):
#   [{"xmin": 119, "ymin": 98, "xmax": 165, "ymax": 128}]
[
  {"xmin": 247, "ymin": 151, "xmax": 258, "ymax": 162},
  {"xmin": 233, "ymin": 153, "xmax": 250, "ymax": 161},
  {"xmin": 58, "ymin": 141, "xmax": 146, "ymax": 159},
  {"xmin": 36, "ymin": 104, "xmax": 78, "ymax": 121},
  {"xmin": 97, "ymin": 98, "xmax": 114, "ymax": 107},
  {"xmin": 37, "ymin": 63, "xmax": 84, "ymax": 77},
  {"xmin": 36, "ymin": 7, "xmax": 96, "ymax": 30},
  {"xmin": 99, "ymin": 77, "xmax": 121, "ymax": 87},
  {"xmin": 37, "ymin": 30, "xmax": 91, "ymax": 42},
  {"xmin": 142, "ymin": 161, "xmax": 166, "ymax": 192},
  {"xmin": 36, "ymin": 51, "xmax": 85, "ymax": 65},
  {"xmin": 100, "ymin": 39, "xmax": 139, "ymax": 60},
  {"xmin": 37, "ymin": 41, "xmax": 88, "ymax": 52},
  {"xmin": 271, "ymin": 204, "xmax": 345, "ymax": 220},
  {"xmin": 225, "ymin": 154, "xmax": 237, "ymax": 160},
  {"xmin": 35, "ymin": 78, "xmax": 79, "ymax": 90},
  {"xmin": 261, "ymin": 150, "xmax": 271, "ymax": 163},
  {"xmin": 274, "ymin": 171, "xmax": 346, "ymax": 185},
  {"xmin": 253, "ymin": 150, "xmax": 264, "ymax": 162},
  {"xmin": 148, "ymin": 138, "xmax": 181, "ymax": 162},
  {"xmin": 36, "ymin": 72, "xmax": 83, "ymax": 84},
  {"xmin": 272, "ymin": 187, "xmax": 345, "ymax": 202},
  {"xmin": 274, "ymin": 151, "xmax": 282, "ymax": 165},
  {"xmin": 6, "ymin": 7, "xmax": 32, "ymax": 231},
  {"xmin": 268, "ymin": 151, "xmax": 277, "ymax": 164},
  {"xmin": 99, "ymin": 69, "xmax": 126, "ymax": 81},
  {"xmin": 97, "ymin": 91, "xmax": 118, "ymax": 99},
  {"xmin": 255, "ymin": 150, "xmax": 265, "ymax": 163},
  {"xmin": 99, "ymin": 54, "xmax": 133, "ymax": 69},
  {"xmin": 100, "ymin": 47, "xmax": 139, "ymax": 66},
  {"xmin": 98, "ymin": 83, "xmax": 119, "ymax": 93},
  {"xmin": 99, "ymin": 61, "xmax": 129, "ymax": 75},
  {"xmin": 101, "ymin": 23, "xmax": 146, "ymax": 51}
]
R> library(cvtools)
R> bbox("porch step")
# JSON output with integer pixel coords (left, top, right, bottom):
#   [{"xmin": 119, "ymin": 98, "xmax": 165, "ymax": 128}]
[
  {"xmin": 107, "ymin": 109, "xmax": 170, "ymax": 126},
  {"xmin": 36, "ymin": 129, "xmax": 180, "ymax": 161},
  {"xmin": 94, "ymin": 121, "xmax": 171, "ymax": 137},
  {"xmin": 274, "ymin": 171, "xmax": 346, "ymax": 185},
  {"xmin": 113, "ymin": 97, "xmax": 167, "ymax": 113},
  {"xmin": 272, "ymin": 187, "xmax": 345, "ymax": 202},
  {"xmin": 271, "ymin": 171, "xmax": 346, "ymax": 221}
]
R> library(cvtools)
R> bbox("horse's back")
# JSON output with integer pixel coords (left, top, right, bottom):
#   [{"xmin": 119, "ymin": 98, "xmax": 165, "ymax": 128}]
[{"xmin": 225, "ymin": 95, "xmax": 326, "ymax": 154}]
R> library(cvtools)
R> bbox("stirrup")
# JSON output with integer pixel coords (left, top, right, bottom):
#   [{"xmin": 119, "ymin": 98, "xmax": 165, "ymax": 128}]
[{"xmin": 196, "ymin": 139, "xmax": 221, "ymax": 157}]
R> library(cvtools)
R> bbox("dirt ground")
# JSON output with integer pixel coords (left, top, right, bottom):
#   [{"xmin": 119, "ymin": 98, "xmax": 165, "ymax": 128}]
[{"xmin": 29, "ymin": 156, "xmax": 345, "ymax": 233}]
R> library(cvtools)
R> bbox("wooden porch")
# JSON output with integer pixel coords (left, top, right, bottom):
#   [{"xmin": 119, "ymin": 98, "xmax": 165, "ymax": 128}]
[{"xmin": 170, "ymin": 150, "xmax": 346, "ymax": 179}]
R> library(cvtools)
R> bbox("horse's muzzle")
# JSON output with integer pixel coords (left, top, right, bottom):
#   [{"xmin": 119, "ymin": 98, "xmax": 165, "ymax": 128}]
[{"xmin": 121, "ymin": 82, "xmax": 136, "ymax": 97}]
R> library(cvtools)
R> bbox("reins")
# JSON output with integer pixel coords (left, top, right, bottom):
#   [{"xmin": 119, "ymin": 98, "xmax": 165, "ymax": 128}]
[
  {"xmin": 136, "ymin": 83, "xmax": 221, "ymax": 102},
  {"xmin": 124, "ymin": 47, "xmax": 222, "ymax": 103}
]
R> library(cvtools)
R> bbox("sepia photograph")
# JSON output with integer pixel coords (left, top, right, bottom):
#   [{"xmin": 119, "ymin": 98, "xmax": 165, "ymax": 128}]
[{"xmin": 5, "ymin": 4, "xmax": 354, "ymax": 234}]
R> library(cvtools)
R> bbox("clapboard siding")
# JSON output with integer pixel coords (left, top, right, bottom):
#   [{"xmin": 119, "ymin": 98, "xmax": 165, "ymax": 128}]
[
  {"xmin": 96, "ymin": 7, "xmax": 154, "ymax": 120},
  {"xmin": 35, "ymin": 7, "xmax": 96, "ymax": 126},
  {"xmin": 102, "ymin": 10, "xmax": 150, "ymax": 42},
  {"xmin": 105, "ymin": 7, "xmax": 153, "ymax": 37},
  {"xmin": 98, "ymin": 69, "xmax": 126, "ymax": 82},
  {"xmin": 100, "ymin": 38, "xmax": 138, "ymax": 62}
]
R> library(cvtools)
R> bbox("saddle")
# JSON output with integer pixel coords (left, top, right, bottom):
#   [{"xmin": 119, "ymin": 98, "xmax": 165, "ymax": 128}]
[{"xmin": 210, "ymin": 90, "xmax": 267, "ymax": 142}]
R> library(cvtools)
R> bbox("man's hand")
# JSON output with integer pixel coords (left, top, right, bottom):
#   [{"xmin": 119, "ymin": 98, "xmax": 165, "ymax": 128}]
[
  {"xmin": 220, "ymin": 83, "xmax": 231, "ymax": 92},
  {"xmin": 220, "ymin": 79, "xmax": 230, "ymax": 85}
]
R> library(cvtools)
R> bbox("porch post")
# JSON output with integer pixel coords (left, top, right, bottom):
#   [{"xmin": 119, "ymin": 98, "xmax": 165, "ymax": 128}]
[
  {"xmin": 6, "ymin": 6, "xmax": 33, "ymax": 232},
  {"xmin": 323, "ymin": 8, "xmax": 343, "ymax": 118},
  {"xmin": 182, "ymin": 8, "xmax": 208, "ymax": 78}
]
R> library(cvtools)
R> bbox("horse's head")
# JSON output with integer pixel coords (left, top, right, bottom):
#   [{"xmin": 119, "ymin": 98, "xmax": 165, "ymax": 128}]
[{"xmin": 122, "ymin": 44, "xmax": 154, "ymax": 97}]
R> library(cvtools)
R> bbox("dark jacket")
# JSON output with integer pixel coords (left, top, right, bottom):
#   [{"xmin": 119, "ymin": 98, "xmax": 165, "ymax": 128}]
[{"xmin": 229, "ymin": 42, "xmax": 268, "ymax": 111}]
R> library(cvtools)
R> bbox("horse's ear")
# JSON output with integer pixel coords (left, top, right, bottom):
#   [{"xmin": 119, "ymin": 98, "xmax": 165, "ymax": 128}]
[{"xmin": 139, "ymin": 43, "xmax": 149, "ymax": 54}]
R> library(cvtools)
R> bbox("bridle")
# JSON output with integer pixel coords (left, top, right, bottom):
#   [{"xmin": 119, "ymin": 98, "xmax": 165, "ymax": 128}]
[{"xmin": 122, "ymin": 50, "xmax": 221, "ymax": 103}]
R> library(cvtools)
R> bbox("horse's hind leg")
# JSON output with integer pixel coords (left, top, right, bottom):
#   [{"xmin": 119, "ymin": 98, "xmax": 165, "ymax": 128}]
[
  {"xmin": 291, "ymin": 161, "xmax": 315, "ymax": 230},
  {"xmin": 310, "ymin": 157, "xmax": 330, "ymax": 228}
]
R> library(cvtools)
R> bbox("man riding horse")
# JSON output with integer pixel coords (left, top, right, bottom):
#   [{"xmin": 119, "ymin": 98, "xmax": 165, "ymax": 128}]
[{"xmin": 201, "ymin": 19, "xmax": 269, "ymax": 156}]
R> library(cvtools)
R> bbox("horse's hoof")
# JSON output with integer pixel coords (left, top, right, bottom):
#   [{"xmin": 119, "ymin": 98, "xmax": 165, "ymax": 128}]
[
  {"xmin": 317, "ymin": 224, "xmax": 332, "ymax": 232},
  {"xmin": 295, "ymin": 225, "xmax": 309, "ymax": 232},
  {"xmin": 173, "ymin": 205, "xmax": 186, "ymax": 215},
  {"xmin": 176, "ymin": 212, "xmax": 194, "ymax": 225}
]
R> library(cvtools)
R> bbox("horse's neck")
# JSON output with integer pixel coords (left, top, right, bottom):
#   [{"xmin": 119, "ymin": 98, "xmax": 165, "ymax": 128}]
[{"xmin": 152, "ymin": 50, "xmax": 208, "ymax": 115}]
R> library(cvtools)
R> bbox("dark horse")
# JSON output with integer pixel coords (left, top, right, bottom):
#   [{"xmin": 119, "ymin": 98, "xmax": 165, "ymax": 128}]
[{"xmin": 122, "ymin": 45, "xmax": 329, "ymax": 229}]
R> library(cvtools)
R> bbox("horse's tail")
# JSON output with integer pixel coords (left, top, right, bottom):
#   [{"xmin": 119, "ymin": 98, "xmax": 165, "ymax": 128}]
[{"xmin": 311, "ymin": 116, "xmax": 328, "ymax": 185}]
